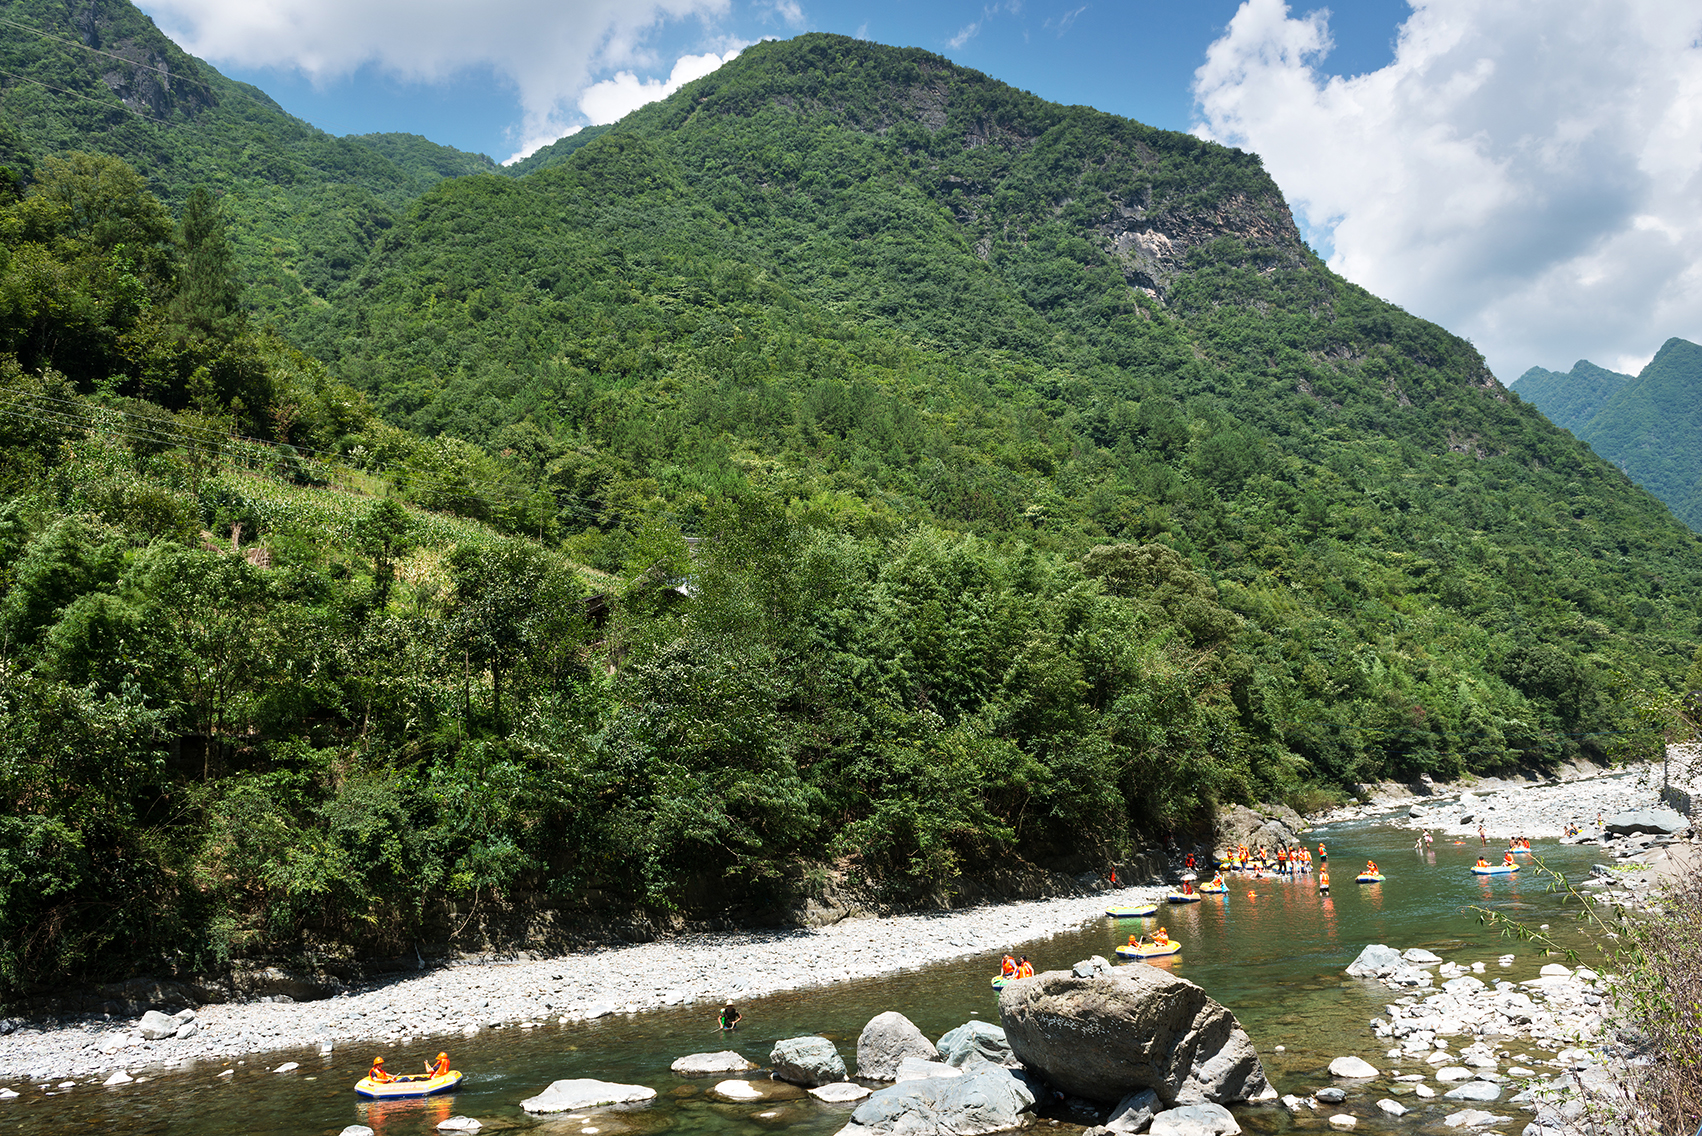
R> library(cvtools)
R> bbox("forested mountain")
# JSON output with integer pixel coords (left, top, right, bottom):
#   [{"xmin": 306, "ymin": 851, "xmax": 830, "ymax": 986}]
[
  {"xmin": 1516, "ymin": 339, "xmax": 1702, "ymax": 529},
  {"xmin": 3, "ymin": 3, "xmax": 1702, "ymax": 996},
  {"xmin": 1513, "ymin": 359, "xmax": 1632, "ymax": 434}
]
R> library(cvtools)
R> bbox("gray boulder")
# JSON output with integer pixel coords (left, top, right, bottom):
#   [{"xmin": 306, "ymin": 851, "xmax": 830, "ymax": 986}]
[
  {"xmin": 1106, "ymin": 1089, "xmax": 1162, "ymax": 1134},
  {"xmin": 838, "ymin": 1067, "xmax": 1037, "ymax": 1136},
  {"xmin": 1344, "ymin": 945, "xmax": 1403, "ymax": 978},
  {"xmin": 1444, "ymin": 1081, "xmax": 1502, "ymax": 1102},
  {"xmin": 937, "ymin": 1021, "xmax": 1015, "ymax": 1069},
  {"xmin": 519, "ymin": 1079, "xmax": 658, "ymax": 1113},
  {"xmin": 896, "ymin": 1057, "xmax": 963, "ymax": 1082},
  {"xmin": 812, "ymin": 1082, "xmax": 873, "ymax": 1103},
  {"xmin": 1149, "ymin": 1103, "xmax": 1241, "ymax": 1136},
  {"xmin": 771, "ymin": 1036, "xmax": 847, "ymax": 1087},
  {"xmin": 1604, "ymin": 809, "xmax": 1687, "ymax": 837},
  {"xmin": 671, "ymin": 1050, "xmax": 756, "ymax": 1075},
  {"xmin": 858, "ymin": 1012, "xmax": 941, "ymax": 1080},
  {"xmin": 998, "ymin": 967, "xmax": 1272, "ymax": 1106},
  {"xmin": 1328, "ymin": 1056, "xmax": 1379, "ymax": 1079},
  {"xmin": 1402, "ymin": 948, "xmax": 1443, "ymax": 964},
  {"xmin": 136, "ymin": 1010, "xmax": 179, "ymax": 1041}
]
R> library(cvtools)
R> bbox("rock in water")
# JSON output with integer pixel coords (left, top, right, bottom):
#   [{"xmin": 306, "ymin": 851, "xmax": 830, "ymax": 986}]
[
  {"xmin": 1344, "ymin": 945, "xmax": 1404, "ymax": 978},
  {"xmin": 937, "ymin": 1021, "xmax": 1016, "ymax": 1069},
  {"xmin": 1150, "ymin": 1103, "xmax": 1241, "ymax": 1136},
  {"xmin": 810, "ymin": 1082, "xmax": 872, "ymax": 1103},
  {"xmin": 136, "ymin": 1010, "xmax": 179, "ymax": 1041},
  {"xmin": 671, "ymin": 1051, "xmax": 757, "ymax": 1076},
  {"xmin": 838, "ymin": 1068, "xmax": 1037, "ymax": 1136},
  {"xmin": 1105, "ymin": 1089, "xmax": 1162, "ymax": 1134},
  {"xmin": 437, "ymin": 1119, "xmax": 482, "ymax": 1133},
  {"xmin": 769, "ymin": 1036, "xmax": 847, "ymax": 1087},
  {"xmin": 102, "ymin": 1071, "xmax": 134, "ymax": 1086},
  {"xmin": 895, "ymin": 1057, "xmax": 963, "ymax": 1082},
  {"xmin": 713, "ymin": 1080, "xmax": 765, "ymax": 1101},
  {"xmin": 857, "ymin": 1012, "xmax": 940, "ymax": 1080},
  {"xmin": 998, "ymin": 967, "xmax": 1272, "ymax": 1106},
  {"xmin": 520, "ymin": 1079, "xmax": 658, "ymax": 1113},
  {"xmin": 1443, "ymin": 1081, "xmax": 1502, "ymax": 1102},
  {"xmin": 1328, "ymin": 1057, "xmax": 1379, "ymax": 1079},
  {"xmin": 338, "ymin": 1128, "xmax": 375, "ymax": 1136}
]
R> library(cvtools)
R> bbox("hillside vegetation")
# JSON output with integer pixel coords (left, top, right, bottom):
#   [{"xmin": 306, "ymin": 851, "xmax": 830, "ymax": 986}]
[
  {"xmin": 2, "ymin": 7, "xmax": 1702, "ymax": 996},
  {"xmin": 1516, "ymin": 338, "xmax": 1702, "ymax": 530}
]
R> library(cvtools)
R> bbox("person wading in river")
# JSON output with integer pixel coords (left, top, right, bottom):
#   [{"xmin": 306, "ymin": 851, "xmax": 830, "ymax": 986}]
[{"xmin": 719, "ymin": 1004, "xmax": 742, "ymax": 1031}]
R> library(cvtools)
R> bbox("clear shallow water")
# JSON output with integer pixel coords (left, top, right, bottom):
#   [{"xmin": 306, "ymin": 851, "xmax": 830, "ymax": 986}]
[{"xmin": 0, "ymin": 817, "xmax": 1609, "ymax": 1136}]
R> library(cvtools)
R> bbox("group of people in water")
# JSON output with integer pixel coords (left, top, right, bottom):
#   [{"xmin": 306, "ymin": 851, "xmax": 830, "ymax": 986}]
[
  {"xmin": 367, "ymin": 1051, "xmax": 450, "ymax": 1084},
  {"xmin": 1221, "ymin": 841, "xmax": 1325, "ymax": 877},
  {"xmin": 1128, "ymin": 927, "xmax": 1174, "ymax": 950}
]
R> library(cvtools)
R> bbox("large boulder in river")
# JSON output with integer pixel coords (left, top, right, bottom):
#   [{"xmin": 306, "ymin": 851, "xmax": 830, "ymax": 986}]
[
  {"xmin": 771, "ymin": 1036, "xmax": 848, "ymax": 1087},
  {"xmin": 858, "ymin": 1012, "xmax": 941, "ymax": 1080},
  {"xmin": 998, "ymin": 968, "xmax": 1272, "ymax": 1106},
  {"xmin": 1604, "ymin": 808, "xmax": 1687, "ymax": 837},
  {"xmin": 937, "ymin": 1021, "xmax": 1015, "ymax": 1069},
  {"xmin": 837, "ymin": 1067, "xmax": 1038, "ymax": 1136},
  {"xmin": 1213, "ymin": 804, "xmax": 1300, "ymax": 858},
  {"xmin": 1344, "ymin": 945, "xmax": 1404, "ymax": 978}
]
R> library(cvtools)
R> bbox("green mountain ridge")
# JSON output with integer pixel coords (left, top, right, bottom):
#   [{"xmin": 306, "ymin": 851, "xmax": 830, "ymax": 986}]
[
  {"xmin": 2, "ymin": 4, "xmax": 1702, "ymax": 991},
  {"xmin": 1516, "ymin": 338, "xmax": 1702, "ymax": 529}
]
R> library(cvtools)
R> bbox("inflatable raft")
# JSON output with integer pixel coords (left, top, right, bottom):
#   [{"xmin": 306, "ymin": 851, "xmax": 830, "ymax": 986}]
[
  {"xmin": 355, "ymin": 1071, "xmax": 463, "ymax": 1099},
  {"xmin": 1105, "ymin": 903, "xmax": 1160, "ymax": 918},
  {"xmin": 1166, "ymin": 892, "xmax": 1202, "ymax": 904},
  {"xmin": 1472, "ymin": 864, "xmax": 1520, "ymax": 875},
  {"xmin": 1116, "ymin": 941, "xmax": 1180, "ymax": 960},
  {"xmin": 991, "ymin": 976, "xmax": 1014, "ymax": 989},
  {"xmin": 1355, "ymin": 873, "xmax": 1385, "ymax": 884},
  {"xmin": 1197, "ymin": 882, "xmax": 1227, "ymax": 894}
]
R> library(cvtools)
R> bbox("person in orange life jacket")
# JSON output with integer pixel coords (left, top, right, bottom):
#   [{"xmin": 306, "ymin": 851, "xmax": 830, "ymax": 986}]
[
  {"xmin": 1364, "ymin": 860, "xmax": 1378, "ymax": 876},
  {"xmin": 425, "ymin": 1052, "xmax": 450, "ymax": 1078},
  {"xmin": 1000, "ymin": 955, "xmax": 1017, "ymax": 978},
  {"xmin": 368, "ymin": 1056, "xmax": 394, "ymax": 1083},
  {"xmin": 1475, "ymin": 856, "xmax": 1490, "ymax": 868},
  {"xmin": 1503, "ymin": 850, "xmax": 1517, "ymax": 866},
  {"xmin": 1016, "ymin": 957, "xmax": 1034, "ymax": 978}
]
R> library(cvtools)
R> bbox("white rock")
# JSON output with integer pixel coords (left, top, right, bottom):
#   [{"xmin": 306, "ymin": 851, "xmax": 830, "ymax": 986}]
[
  {"xmin": 1539, "ymin": 965, "xmax": 1571, "ymax": 977},
  {"xmin": 217, "ymin": 1070, "xmax": 233, "ymax": 1078},
  {"xmin": 1415, "ymin": 1084, "xmax": 1436, "ymax": 1098},
  {"xmin": 1403, "ymin": 949, "xmax": 1444, "ymax": 964},
  {"xmin": 1437, "ymin": 1067, "xmax": 1476, "ymax": 1083},
  {"xmin": 338, "ymin": 1127, "xmax": 375, "ymax": 1136},
  {"xmin": 0, "ymin": 1088, "xmax": 16, "ymax": 1099},
  {"xmin": 1328, "ymin": 1115, "xmax": 1357, "ymax": 1129},
  {"xmin": 1329, "ymin": 1056, "xmax": 1380, "ymax": 1078},
  {"xmin": 136, "ymin": 1011, "xmax": 178, "ymax": 1041},
  {"xmin": 103, "ymin": 1071, "xmax": 133, "ymax": 1086},
  {"xmin": 1378, "ymin": 1099, "xmax": 1408, "ymax": 1116},
  {"xmin": 894, "ymin": 1057, "xmax": 963, "ymax": 1082},
  {"xmin": 809, "ymin": 1082, "xmax": 871, "ymax": 1102},
  {"xmin": 1444, "ymin": 1108, "xmax": 1508, "ymax": 1127},
  {"xmin": 712, "ymin": 1080, "xmax": 765, "ymax": 1100},
  {"xmin": 273, "ymin": 1062, "xmax": 299, "ymax": 1073},
  {"xmin": 520, "ymin": 1078, "xmax": 657, "ymax": 1113},
  {"xmin": 437, "ymin": 1118, "xmax": 481, "ymax": 1133}
]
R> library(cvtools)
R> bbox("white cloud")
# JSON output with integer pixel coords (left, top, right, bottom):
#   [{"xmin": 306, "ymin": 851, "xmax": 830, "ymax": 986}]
[
  {"xmin": 578, "ymin": 47, "xmax": 744, "ymax": 125},
  {"xmin": 764, "ymin": 0, "xmax": 805, "ymax": 27},
  {"xmin": 1193, "ymin": 0, "xmax": 1702, "ymax": 381},
  {"xmin": 948, "ymin": 21, "xmax": 982, "ymax": 49},
  {"xmin": 141, "ymin": 0, "xmax": 733, "ymax": 163}
]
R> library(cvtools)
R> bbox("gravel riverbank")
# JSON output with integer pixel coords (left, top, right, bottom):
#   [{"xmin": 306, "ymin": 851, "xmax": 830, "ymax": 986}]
[{"xmin": 0, "ymin": 883, "xmax": 1167, "ymax": 1087}]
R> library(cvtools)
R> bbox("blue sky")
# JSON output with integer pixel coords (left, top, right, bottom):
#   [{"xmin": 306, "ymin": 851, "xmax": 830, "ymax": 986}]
[{"xmin": 135, "ymin": 0, "xmax": 1702, "ymax": 383}]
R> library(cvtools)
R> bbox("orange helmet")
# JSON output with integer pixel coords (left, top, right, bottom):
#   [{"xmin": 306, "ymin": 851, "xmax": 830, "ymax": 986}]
[
  {"xmin": 373, "ymin": 1056, "xmax": 384, "ymax": 1064},
  {"xmin": 438, "ymin": 1053, "xmax": 448, "ymax": 1060}
]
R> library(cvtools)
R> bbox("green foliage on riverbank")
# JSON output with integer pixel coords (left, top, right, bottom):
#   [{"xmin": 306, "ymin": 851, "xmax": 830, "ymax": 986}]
[{"xmin": 2, "ymin": 12, "xmax": 1702, "ymax": 995}]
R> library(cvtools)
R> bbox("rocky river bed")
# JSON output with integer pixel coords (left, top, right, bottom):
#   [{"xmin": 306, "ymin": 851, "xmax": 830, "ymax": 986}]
[{"xmin": 0, "ymin": 884, "xmax": 1168, "ymax": 1089}]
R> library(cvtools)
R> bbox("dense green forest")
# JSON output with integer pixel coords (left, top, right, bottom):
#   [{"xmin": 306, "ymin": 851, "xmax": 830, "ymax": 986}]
[
  {"xmin": 1517, "ymin": 339, "xmax": 1702, "ymax": 530},
  {"xmin": 2, "ymin": 0, "xmax": 1702, "ymax": 999}
]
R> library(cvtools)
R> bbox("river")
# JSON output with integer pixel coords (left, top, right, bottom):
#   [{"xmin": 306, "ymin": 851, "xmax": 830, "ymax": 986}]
[{"xmin": 0, "ymin": 813, "xmax": 1611, "ymax": 1136}]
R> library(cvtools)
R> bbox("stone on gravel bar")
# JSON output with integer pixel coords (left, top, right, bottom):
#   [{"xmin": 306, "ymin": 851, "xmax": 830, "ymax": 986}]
[
  {"xmin": 1150, "ymin": 1102, "xmax": 1241, "ymax": 1136},
  {"xmin": 102, "ymin": 1071, "xmax": 133, "ymax": 1086},
  {"xmin": 1604, "ymin": 808, "xmax": 1686, "ymax": 836},
  {"xmin": 1329, "ymin": 1057, "xmax": 1379, "ymax": 1079},
  {"xmin": 671, "ymin": 1051, "xmax": 756, "ymax": 1076},
  {"xmin": 770, "ymin": 1036, "xmax": 847, "ymax": 1087},
  {"xmin": 1345, "ymin": 946, "xmax": 1403, "ymax": 978},
  {"xmin": 809, "ymin": 1082, "xmax": 871, "ymax": 1103},
  {"xmin": 136, "ymin": 1011, "xmax": 179, "ymax": 1041},
  {"xmin": 0, "ymin": 1087, "xmax": 17, "ymax": 1099},
  {"xmin": 520, "ymin": 1078, "xmax": 658, "ymax": 1113}
]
